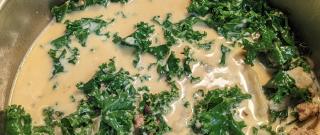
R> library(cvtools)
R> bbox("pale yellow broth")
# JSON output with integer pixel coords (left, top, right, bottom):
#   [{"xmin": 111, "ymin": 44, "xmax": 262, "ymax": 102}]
[{"xmin": 8, "ymin": 0, "xmax": 304, "ymax": 134}]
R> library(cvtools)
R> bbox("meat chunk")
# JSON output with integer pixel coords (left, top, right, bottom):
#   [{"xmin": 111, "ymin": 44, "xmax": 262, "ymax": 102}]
[
  {"xmin": 297, "ymin": 102, "xmax": 319, "ymax": 121},
  {"xmin": 134, "ymin": 114, "xmax": 145, "ymax": 128},
  {"xmin": 289, "ymin": 127, "xmax": 318, "ymax": 135},
  {"xmin": 287, "ymin": 67, "xmax": 313, "ymax": 89}
]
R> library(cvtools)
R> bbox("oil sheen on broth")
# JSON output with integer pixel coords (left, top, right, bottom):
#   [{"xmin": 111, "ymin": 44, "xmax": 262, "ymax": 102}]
[{"xmin": 10, "ymin": 0, "xmax": 278, "ymax": 134}]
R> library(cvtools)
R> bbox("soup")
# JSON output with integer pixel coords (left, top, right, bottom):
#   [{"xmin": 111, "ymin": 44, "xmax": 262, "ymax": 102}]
[{"xmin": 5, "ymin": 0, "xmax": 320, "ymax": 135}]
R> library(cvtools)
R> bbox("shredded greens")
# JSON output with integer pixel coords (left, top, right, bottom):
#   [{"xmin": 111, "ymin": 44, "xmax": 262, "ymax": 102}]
[
  {"xmin": 137, "ymin": 83, "xmax": 179, "ymax": 134},
  {"xmin": 51, "ymin": 0, "xmax": 127, "ymax": 22},
  {"xmin": 4, "ymin": 59, "xmax": 177, "ymax": 135},
  {"xmin": 49, "ymin": 17, "xmax": 112, "ymax": 77},
  {"xmin": 153, "ymin": 14, "xmax": 207, "ymax": 45},
  {"xmin": 190, "ymin": 86, "xmax": 251, "ymax": 135},
  {"xmin": 188, "ymin": 0, "xmax": 312, "ymax": 122}
]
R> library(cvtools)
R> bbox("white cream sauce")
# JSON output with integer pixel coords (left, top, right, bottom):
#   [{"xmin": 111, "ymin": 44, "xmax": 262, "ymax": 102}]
[{"xmin": 9, "ymin": 0, "xmax": 293, "ymax": 134}]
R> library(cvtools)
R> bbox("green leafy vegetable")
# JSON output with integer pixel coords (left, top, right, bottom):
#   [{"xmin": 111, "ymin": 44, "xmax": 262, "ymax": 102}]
[
  {"xmin": 67, "ymin": 47, "xmax": 79, "ymax": 64},
  {"xmin": 113, "ymin": 22, "xmax": 159, "ymax": 66},
  {"xmin": 182, "ymin": 47, "xmax": 196, "ymax": 76},
  {"xmin": 153, "ymin": 14, "xmax": 207, "ymax": 45},
  {"xmin": 188, "ymin": 0, "xmax": 313, "ymax": 124},
  {"xmin": 264, "ymin": 71, "xmax": 311, "ymax": 104},
  {"xmin": 51, "ymin": 0, "xmax": 123, "ymax": 22},
  {"xmin": 157, "ymin": 52, "xmax": 183, "ymax": 81},
  {"xmin": 269, "ymin": 109, "xmax": 288, "ymax": 123},
  {"xmin": 137, "ymin": 83, "xmax": 179, "ymax": 135},
  {"xmin": 264, "ymin": 71, "xmax": 311, "ymax": 121},
  {"xmin": 197, "ymin": 41, "xmax": 212, "ymax": 51},
  {"xmin": 65, "ymin": 18, "xmax": 111, "ymax": 46},
  {"xmin": 4, "ymin": 105, "xmax": 32, "ymax": 135},
  {"xmin": 191, "ymin": 86, "xmax": 251, "ymax": 135},
  {"xmin": 49, "ymin": 17, "xmax": 110, "ymax": 77},
  {"xmin": 220, "ymin": 44, "xmax": 231, "ymax": 65},
  {"xmin": 60, "ymin": 101, "xmax": 95, "ymax": 135},
  {"xmin": 76, "ymin": 59, "xmax": 137, "ymax": 134},
  {"xmin": 33, "ymin": 107, "xmax": 63, "ymax": 135},
  {"xmin": 188, "ymin": 0, "xmax": 306, "ymax": 70}
]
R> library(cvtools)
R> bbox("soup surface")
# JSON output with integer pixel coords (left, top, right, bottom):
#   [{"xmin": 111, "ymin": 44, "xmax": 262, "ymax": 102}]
[{"xmin": 7, "ymin": 0, "xmax": 320, "ymax": 135}]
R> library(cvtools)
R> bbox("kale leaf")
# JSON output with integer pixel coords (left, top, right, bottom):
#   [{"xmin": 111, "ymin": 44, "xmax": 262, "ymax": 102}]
[
  {"xmin": 264, "ymin": 71, "xmax": 311, "ymax": 104},
  {"xmin": 76, "ymin": 59, "xmax": 137, "ymax": 134},
  {"xmin": 219, "ymin": 44, "xmax": 231, "ymax": 65},
  {"xmin": 188, "ymin": 0, "xmax": 305, "ymax": 70},
  {"xmin": 60, "ymin": 101, "xmax": 95, "ymax": 135},
  {"xmin": 188, "ymin": 0, "xmax": 313, "ymax": 125},
  {"xmin": 113, "ymin": 22, "xmax": 161, "ymax": 67},
  {"xmin": 51, "ymin": 0, "xmax": 121, "ymax": 22},
  {"xmin": 4, "ymin": 105, "xmax": 32, "ymax": 135},
  {"xmin": 191, "ymin": 86, "xmax": 251, "ymax": 135},
  {"xmin": 65, "ymin": 18, "xmax": 111, "ymax": 46},
  {"xmin": 264, "ymin": 71, "xmax": 311, "ymax": 121},
  {"xmin": 49, "ymin": 17, "xmax": 110, "ymax": 77},
  {"xmin": 33, "ymin": 107, "xmax": 63, "ymax": 135},
  {"xmin": 157, "ymin": 52, "xmax": 183, "ymax": 81},
  {"xmin": 153, "ymin": 14, "xmax": 207, "ymax": 45},
  {"xmin": 137, "ymin": 83, "xmax": 179, "ymax": 135}
]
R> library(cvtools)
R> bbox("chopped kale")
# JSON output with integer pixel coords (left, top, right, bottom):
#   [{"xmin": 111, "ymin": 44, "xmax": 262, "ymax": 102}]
[
  {"xmin": 147, "ymin": 44, "xmax": 170, "ymax": 60},
  {"xmin": 264, "ymin": 71, "xmax": 311, "ymax": 121},
  {"xmin": 197, "ymin": 41, "xmax": 212, "ymax": 51},
  {"xmin": 48, "ymin": 48, "xmax": 67, "ymax": 76},
  {"xmin": 190, "ymin": 86, "xmax": 251, "ymax": 135},
  {"xmin": 65, "ymin": 18, "xmax": 111, "ymax": 46},
  {"xmin": 115, "ymin": 22, "xmax": 154, "ymax": 52},
  {"xmin": 264, "ymin": 71, "xmax": 311, "ymax": 104},
  {"xmin": 4, "ymin": 105, "xmax": 32, "ymax": 135},
  {"xmin": 182, "ymin": 47, "xmax": 196, "ymax": 77},
  {"xmin": 157, "ymin": 52, "xmax": 183, "ymax": 81},
  {"xmin": 49, "ymin": 17, "xmax": 110, "ymax": 77},
  {"xmin": 154, "ymin": 14, "xmax": 207, "ymax": 45},
  {"xmin": 51, "ymin": 35, "xmax": 70, "ymax": 49},
  {"xmin": 188, "ymin": 0, "xmax": 307, "ymax": 70},
  {"xmin": 137, "ymin": 84, "xmax": 179, "ymax": 135},
  {"xmin": 97, "ymin": 94, "xmax": 136, "ymax": 135},
  {"xmin": 113, "ymin": 22, "xmax": 156, "ymax": 66},
  {"xmin": 188, "ymin": 0, "xmax": 312, "ymax": 124},
  {"xmin": 155, "ymin": 49, "xmax": 196, "ymax": 82},
  {"xmin": 269, "ymin": 109, "xmax": 288, "ymax": 123},
  {"xmin": 76, "ymin": 59, "xmax": 137, "ymax": 134},
  {"xmin": 33, "ymin": 107, "xmax": 62, "ymax": 135},
  {"xmin": 60, "ymin": 101, "xmax": 95, "ymax": 135},
  {"xmin": 259, "ymin": 125, "xmax": 277, "ymax": 135},
  {"xmin": 219, "ymin": 44, "xmax": 231, "ymax": 65},
  {"xmin": 67, "ymin": 47, "xmax": 79, "ymax": 64},
  {"xmin": 289, "ymin": 57, "xmax": 311, "ymax": 72},
  {"xmin": 51, "ymin": 0, "xmax": 124, "ymax": 22},
  {"xmin": 110, "ymin": 0, "xmax": 128, "ymax": 3},
  {"xmin": 135, "ymin": 74, "xmax": 151, "ymax": 82},
  {"xmin": 139, "ymin": 88, "xmax": 179, "ymax": 115}
]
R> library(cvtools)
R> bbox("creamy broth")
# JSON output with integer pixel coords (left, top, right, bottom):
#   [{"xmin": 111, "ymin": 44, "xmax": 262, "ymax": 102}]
[{"xmin": 9, "ymin": 0, "xmax": 310, "ymax": 134}]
